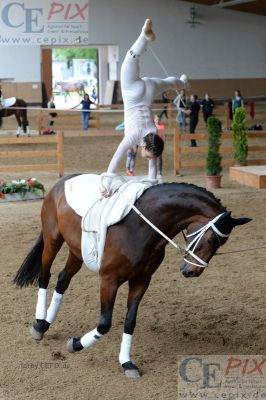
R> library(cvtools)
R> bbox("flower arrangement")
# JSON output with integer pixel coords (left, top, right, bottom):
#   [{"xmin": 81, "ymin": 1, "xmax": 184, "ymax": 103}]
[{"xmin": 0, "ymin": 178, "xmax": 45, "ymax": 199}]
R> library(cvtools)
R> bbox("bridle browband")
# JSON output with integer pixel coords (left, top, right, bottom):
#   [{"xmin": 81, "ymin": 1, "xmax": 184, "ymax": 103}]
[{"xmin": 184, "ymin": 213, "xmax": 230, "ymax": 269}]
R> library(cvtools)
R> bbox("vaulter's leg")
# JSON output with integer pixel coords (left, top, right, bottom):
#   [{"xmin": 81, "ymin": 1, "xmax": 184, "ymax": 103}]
[
  {"xmin": 121, "ymin": 19, "xmax": 155, "ymax": 90},
  {"xmin": 144, "ymin": 75, "xmax": 188, "ymax": 99},
  {"xmin": 119, "ymin": 277, "xmax": 151, "ymax": 378},
  {"xmin": 66, "ymin": 276, "xmax": 119, "ymax": 353}
]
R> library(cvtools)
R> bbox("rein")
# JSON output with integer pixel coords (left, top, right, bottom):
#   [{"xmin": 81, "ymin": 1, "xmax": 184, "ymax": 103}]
[
  {"xmin": 148, "ymin": 45, "xmax": 169, "ymax": 77},
  {"xmin": 120, "ymin": 191, "xmax": 183, "ymax": 254},
  {"xmin": 216, "ymin": 246, "xmax": 266, "ymax": 256}
]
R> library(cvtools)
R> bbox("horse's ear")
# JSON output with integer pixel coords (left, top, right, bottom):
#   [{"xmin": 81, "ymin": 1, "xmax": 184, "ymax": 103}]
[
  {"xmin": 223, "ymin": 211, "xmax": 231, "ymax": 218},
  {"xmin": 232, "ymin": 217, "xmax": 252, "ymax": 226},
  {"xmin": 215, "ymin": 211, "xmax": 251, "ymax": 235}
]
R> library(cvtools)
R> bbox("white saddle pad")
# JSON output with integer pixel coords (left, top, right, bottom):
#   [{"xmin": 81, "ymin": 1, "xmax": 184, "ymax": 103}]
[
  {"xmin": 2, "ymin": 97, "xmax": 16, "ymax": 108},
  {"xmin": 65, "ymin": 174, "xmax": 155, "ymax": 272}
]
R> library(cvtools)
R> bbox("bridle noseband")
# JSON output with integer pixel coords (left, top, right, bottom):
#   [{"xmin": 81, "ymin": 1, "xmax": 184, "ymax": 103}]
[{"xmin": 184, "ymin": 213, "xmax": 230, "ymax": 269}]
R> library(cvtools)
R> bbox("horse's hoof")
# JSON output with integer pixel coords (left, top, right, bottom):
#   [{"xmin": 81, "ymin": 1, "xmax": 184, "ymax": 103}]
[
  {"xmin": 124, "ymin": 368, "xmax": 141, "ymax": 378},
  {"xmin": 122, "ymin": 361, "xmax": 141, "ymax": 378},
  {"xmin": 66, "ymin": 338, "xmax": 75, "ymax": 353},
  {"xmin": 30, "ymin": 326, "xmax": 44, "ymax": 341},
  {"xmin": 66, "ymin": 337, "xmax": 83, "ymax": 353}
]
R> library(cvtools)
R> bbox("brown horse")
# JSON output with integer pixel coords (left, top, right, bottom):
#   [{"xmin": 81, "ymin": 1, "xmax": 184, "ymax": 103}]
[
  {"xmin": 14, "ymin": 175, "xmax": 251, "ymax": 377},
  {"xmin": 54, "ymin": 81, "xmax": 85, "ymax": 102},
  {"xmin": 0, "ymin": 98, "xmax": 29, "ymax": 135}
]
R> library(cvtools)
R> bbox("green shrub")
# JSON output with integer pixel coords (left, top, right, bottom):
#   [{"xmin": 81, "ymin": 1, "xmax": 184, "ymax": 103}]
[
  {"xmin": 206, "ymin": 117, "xmax": 222, "ymax": 176},
  {"xmin": 232, "ymin": 107, "xmax": 248, "ymax": 166}
]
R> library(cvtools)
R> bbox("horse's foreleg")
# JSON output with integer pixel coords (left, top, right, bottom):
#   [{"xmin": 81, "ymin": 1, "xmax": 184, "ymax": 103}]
[
  {"xmin": 66, "ymin": 276, "xmax": 118, "ymax": 353},
  {"xmin": 119, "ymin": 277, "xmax": 151, "ymax": 378}
]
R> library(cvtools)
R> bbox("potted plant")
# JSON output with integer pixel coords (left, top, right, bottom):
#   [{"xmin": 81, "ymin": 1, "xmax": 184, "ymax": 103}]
[
  {"xmin": 232, "ymin": 107, "xmax": 248, "ymax": 166},
  {"xmin": 205, "ymin": 117, "xmax": 222, "ymax": 189}
]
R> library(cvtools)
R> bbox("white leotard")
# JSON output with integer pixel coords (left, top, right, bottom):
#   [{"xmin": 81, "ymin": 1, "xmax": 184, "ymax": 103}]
[{"xmin": 105, "ymin": 29, "xmax": 185, "ymax": 188}]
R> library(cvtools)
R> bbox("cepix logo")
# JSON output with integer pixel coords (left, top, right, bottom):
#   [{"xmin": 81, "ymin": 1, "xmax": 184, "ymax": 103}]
[
  {"xmin": 178, "ymin": 355, "xmax": 266, "ymax": 400},
  {"xmin": 1, "ymin": 2, "xmax": 89, "ymax": 33}
]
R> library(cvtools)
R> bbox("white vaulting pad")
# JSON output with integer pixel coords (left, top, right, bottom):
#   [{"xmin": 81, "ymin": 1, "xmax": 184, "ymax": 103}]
[
  {"xmin": 64, "ymin": 174, "xmax": 155, "ymax": 272},
  {"xmin": 2, "ymin": 97, "xmax": 16, "ymax": 108}
]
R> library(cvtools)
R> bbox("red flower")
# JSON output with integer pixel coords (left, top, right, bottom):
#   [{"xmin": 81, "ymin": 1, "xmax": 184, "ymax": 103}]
[
  {"xmin": 0, "ymin": 192, "xmax": 5, "ymax": 198},
  {"xmin": 27, "ymin": 180, "xmax": 34, "ymax": 186}
]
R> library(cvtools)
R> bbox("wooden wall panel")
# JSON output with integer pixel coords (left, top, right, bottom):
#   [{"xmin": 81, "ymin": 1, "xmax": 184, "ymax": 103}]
[{"xmin": 1, "ymin": 82, "xmax": 42, "ymax": 104}]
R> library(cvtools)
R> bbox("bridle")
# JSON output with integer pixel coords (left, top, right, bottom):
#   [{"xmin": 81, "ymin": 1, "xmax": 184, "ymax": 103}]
[{"xmin": 184, "ymin": 213, "xmax": 230, "ymax": 269}]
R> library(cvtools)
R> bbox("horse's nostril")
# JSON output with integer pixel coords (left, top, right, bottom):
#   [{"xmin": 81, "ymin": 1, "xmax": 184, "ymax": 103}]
[{"xmin": 182, "ymin": 269, "xmax": 197, "ymax": 278}]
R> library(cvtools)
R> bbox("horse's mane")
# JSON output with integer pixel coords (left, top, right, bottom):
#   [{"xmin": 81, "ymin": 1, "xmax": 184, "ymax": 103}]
[{"xmin": 147, "ymin": 182, "xmax": 226, "ymax": 211}]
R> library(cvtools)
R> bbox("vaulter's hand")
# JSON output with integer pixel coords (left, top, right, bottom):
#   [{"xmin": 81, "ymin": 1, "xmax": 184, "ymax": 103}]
[{"xmin": 100, "ymin": 187, "xmax": 111, "ymax": 198}]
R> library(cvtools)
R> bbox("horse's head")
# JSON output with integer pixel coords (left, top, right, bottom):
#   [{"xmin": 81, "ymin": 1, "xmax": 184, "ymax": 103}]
[{"xmin": 180, "ymin": 211, "xmax": 252, "ymax": 278}]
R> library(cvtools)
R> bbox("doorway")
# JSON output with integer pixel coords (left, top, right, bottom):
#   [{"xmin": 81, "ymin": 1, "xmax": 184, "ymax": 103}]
[{"xmin": 42, "ymin": 47, "xmax": 98, "ymax": 108}]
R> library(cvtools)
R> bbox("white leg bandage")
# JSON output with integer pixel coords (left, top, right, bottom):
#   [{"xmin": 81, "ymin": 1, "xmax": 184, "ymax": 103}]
[
  {"xmin": 35, "ymin": 288, "xmax": 47, "ymax": 320},
  {"xmin": 119, "ymin": 333, "xmax": 133, "ymax": 365},
  {"xmin": 46, "ymin": 291, "xmax": 63, "ymax": 324},
  {"xmin": 80, "ymin": 328, "xmax": 102, "ymax": 349}
]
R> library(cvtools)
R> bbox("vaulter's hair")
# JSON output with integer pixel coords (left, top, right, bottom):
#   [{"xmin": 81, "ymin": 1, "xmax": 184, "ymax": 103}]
[{"xmin": 143, "ymin": 133, "xmax": 164, "ymax": 157}]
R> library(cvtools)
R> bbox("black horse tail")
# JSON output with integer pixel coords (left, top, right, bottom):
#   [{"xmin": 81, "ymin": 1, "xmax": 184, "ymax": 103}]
[
  {"xmin": 13, "ymin": 232, "xmax": 44, "ymax": 288},
  {"xmin": 0, "ymin": 116, "xmax": 2, "ymax": 128}
]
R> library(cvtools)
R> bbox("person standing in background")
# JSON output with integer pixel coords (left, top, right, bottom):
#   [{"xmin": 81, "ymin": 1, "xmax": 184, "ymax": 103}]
[
  {"xmin": 91, "ymin": 85, "xmax": 97, "ymax": 103},
  {"xmin": 232, "ymin": 90, "xmax": 244, "ymax": 114},
  {"xmin": 73, "ymin": 93, "xmax": 95, "ymax": 131},
  {"xmin": 201, "ymin": 93, "xmax": 214, "ymax": 124},
  {"xmin": 174, "ymin": 89, "xmax": 187, "ymax": 132},
  {"xmin": 126, "ymin": 147, "xmax": 138, "ymax": 176},
  {"xmin": 154, "ymin": 114, "xmax": 165, "ymax": 176},
  {"xmin": 186, "ymin": 94, "xmax": 200, "ymax": 147},
  {"xmin": 48, "ymin": 96, "xmax": 57, "ymax": 130},
  {"xmin": 158, "ymin": 91, "xmax": 169, "ymax": 120}
]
